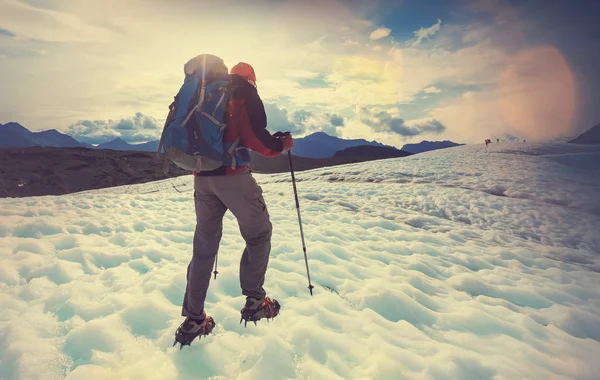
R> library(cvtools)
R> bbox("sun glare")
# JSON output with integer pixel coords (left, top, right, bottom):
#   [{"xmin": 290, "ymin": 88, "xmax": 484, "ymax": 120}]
[{"xmin": 499, "ymin": 46, "xmax": 577, "ymax": 140}]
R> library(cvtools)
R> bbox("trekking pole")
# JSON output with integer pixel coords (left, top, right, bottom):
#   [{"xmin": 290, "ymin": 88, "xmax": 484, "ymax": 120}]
[
  {"xmin": 287, "ymin": 150, "xmax": 314, "ymax": 295},
  {"xmin": 213, "ymin": 254, "xmax": 219, "ymax": 280}
]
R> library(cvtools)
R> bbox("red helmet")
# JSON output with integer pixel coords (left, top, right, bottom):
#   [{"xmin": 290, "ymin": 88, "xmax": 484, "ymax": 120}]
[{"xmin": 231, "ymin": 62, "xmax": 257, "ymax": 84}]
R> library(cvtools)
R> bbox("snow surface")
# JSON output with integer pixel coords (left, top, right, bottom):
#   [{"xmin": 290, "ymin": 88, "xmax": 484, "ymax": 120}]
[{"xmin": 1, "ymin": 142, "xmax": 600, "ymax": 380}]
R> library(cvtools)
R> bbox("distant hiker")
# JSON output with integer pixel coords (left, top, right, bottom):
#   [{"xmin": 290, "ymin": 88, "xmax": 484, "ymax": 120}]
[
  {"xmin": 485, "ymin": 139, "xmax": 491, "ymax": 147},
  {"xmin": 164, "ymin": 55, "xmax": 294, "ymax": 348},
  {"xmin": 497, "ymin": 138, "xmax": 499, "ymax": 143}
]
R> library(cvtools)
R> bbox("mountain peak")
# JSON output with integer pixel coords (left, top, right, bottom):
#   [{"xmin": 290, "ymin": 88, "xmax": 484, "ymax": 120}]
[
  {"xmin": 95, "ymin": 137, "xmax": 133, "ymax": 151},
  {"xmin": 401, "ymin": 140, "xmax": 463, "ymax": 154},
  {"xmin": 304, "ymin": 131, "xmax": 336, "ymax": 140},
  {"xmin": 35, "ymin": 129, "xmax": 61, "ymax": 135},
  {"xmin": 291, "ymin": 131, "xmax": 385, "ymax": 158},
  {"xmin": 1, "ymin": 122, "xmax": 28, "ymax": 131},
  {"xmin": 0, "ymin": 122, "xmax": 88, "ymax": 149},
  {"xmin": 568, "ymin": 123, "xmax": 600, "ymax": 144}
]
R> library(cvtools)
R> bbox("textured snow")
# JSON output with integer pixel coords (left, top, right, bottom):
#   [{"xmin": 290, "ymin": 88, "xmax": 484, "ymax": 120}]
[{"xmin": 1, "ymin": 142, "xmax": 599, "ymax": 380}]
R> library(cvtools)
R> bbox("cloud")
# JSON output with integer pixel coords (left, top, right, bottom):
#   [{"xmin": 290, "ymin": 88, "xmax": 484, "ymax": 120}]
[
  {"xmin": 66, "ymin": 112, "xmax": 161, "ymax": 144},
  {"xmin": 330, "ymin": 114, "xmax": 345, "ymax": 127},
  {"xmin": 360, "ymin": 107, "xmax": 446, "ymax": 137},
  {"xmin": 407, "ymin": 19, "xmax": 442, "ymax": 47},
  {"xmin": 423, "ymin": 86, "xmax": 441, "ymax": 94},
  {"xmin": 0, "ymin": 0, "xmax": 116, "ymax": 42},
  {"xmin": 291, "ymin": 109, "xmax": 313, "ymax": 126},
  {"xmin": 413, "ymin": 119, "xmax": 446, "ymax": 134},
  {"xmin": 300, "ymin": 111, "xmax": 344, "ymax": 136},
  {"xmin": 0, "ymin": 28, "xmax": 15, "ymax": 37},
  {"xmin": 264, "ymin": 103, "xmax": 306, "ymax": 135},
  {"xmin": 264, "ymin": 103, "xmax": 345, "ymax": 136},
  {"xmin": 370, "ymin": 27, "xmax": 391, "ymax": 40},
  {"xmin": 306, "ymin": 36, "xmax": 327, "ymax": 52}
]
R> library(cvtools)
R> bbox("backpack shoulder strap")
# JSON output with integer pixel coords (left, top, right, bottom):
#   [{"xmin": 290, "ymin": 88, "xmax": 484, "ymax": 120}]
[
  {"xmin": 180, "ymin": 55, "xmax": 208, "ymax": 128},
  {"xmin": 157, "ymin": 99, "xmax": 176, "ymax": 157},
  {"xmin": 223, "ymin": 83, "xmax": 246, "ymax": 170},
  {"xmin": 227, "ymin": 136, "xmax": 242, "ymax": 170}
]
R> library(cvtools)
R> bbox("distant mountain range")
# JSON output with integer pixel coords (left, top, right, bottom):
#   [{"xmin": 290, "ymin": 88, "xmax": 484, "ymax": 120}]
[
  {"xmin": 400, "ymin": 140, "xmax": 464, "ymax": 154},
  {"xmin": 95, "ymin": 138, "xmax": 160, "ymax": 152},
  {"xmin": 0, "ymin": 123, "xmax": 158, "ymax": 151},
  {"xmin": 0, "ymin": 122, "xmax": 463, "ymax": 157},
  {"xmin": 0, "ymin": 124, "xmax": 390, "ymax": 157},
  {"xmin": 568, "ymin": 124, "xmax": 600, "ymax": 144},
  {"xmin": 333, "ymin": 145, "xmax": 412, "ymax": 159},
  {"xmin": 0, "ymin": 122, "xmax": 88, "ymax": 149},
  {"xmin": 292, "ymin": 132, "xmax": 385, "ymax": 158}
]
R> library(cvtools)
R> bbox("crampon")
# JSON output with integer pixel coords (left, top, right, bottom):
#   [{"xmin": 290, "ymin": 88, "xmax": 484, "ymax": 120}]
[
  {"xmin": 240, "ymin": 296, "xmax": 281, "ymax": 327},
  {"xmin": 173, "ymin": 316, "xmax": 215, "ymax": 349}
]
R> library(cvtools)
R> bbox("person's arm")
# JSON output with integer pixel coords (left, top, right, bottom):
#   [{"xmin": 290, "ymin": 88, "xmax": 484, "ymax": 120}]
[{"xmin": 240, "ymin": 89, "xmax": 284, "ymax": 157}]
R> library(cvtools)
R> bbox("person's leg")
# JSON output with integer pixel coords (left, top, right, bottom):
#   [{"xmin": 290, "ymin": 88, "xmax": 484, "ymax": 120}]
[
  {"xmin": 181, "ymin": 175, "xmax": 227, "ymax": 319},
  {"xmin": 209, "ymin": 171, "xmax": 272, "ymax": 300}
]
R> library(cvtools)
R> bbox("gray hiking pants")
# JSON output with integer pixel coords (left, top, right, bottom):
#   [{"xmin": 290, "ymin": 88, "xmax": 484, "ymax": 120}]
[{"xmin": 182, "ymin": 170, "xmax": 273, "ymax": 319}]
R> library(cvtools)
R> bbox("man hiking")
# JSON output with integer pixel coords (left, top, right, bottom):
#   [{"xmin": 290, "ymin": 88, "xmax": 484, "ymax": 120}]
[{"xmin": 173, "ymin": 58, "xmax": 294, "ymax": 348}]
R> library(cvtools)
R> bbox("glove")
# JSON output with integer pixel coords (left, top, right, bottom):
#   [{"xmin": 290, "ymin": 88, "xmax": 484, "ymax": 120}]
[
  {"xmin": 280, "ymin": 134, "xmax": 294, "ymax": 153},
  {"xmin": 274, "ymin": 132, "xmax": 293, "ymax": 153}
]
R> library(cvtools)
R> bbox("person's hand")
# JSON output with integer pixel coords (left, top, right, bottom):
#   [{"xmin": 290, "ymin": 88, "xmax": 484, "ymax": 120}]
[{"xmin": 280, "ymin": 134, "xmax": 294, "ymax": 153}]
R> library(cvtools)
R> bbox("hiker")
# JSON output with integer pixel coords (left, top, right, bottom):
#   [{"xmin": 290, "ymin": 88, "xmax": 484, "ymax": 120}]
[{"xmin": 173, "ymin": 58, "xmax": 294, "ymax": 347}]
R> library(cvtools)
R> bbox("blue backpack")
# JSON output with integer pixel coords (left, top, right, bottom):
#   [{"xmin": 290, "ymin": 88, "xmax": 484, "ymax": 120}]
[{"xmin": 158, "ymin": 54, "xmax": 247, "ymax": 172}]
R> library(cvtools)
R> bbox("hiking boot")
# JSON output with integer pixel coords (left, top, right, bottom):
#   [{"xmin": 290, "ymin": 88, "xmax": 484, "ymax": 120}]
[
  {"xmin": 240, "ymin": 296, "xmax": 280, "ymax": 326},
  {"xmin": 173, "ymin": 313, "xmax": 215, "ymax": 349}
]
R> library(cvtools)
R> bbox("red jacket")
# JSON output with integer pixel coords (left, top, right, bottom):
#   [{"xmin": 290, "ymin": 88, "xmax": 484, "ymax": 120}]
[{"xmin": 195, "ymin": 74, "xmax": 283, "ymax": 176}]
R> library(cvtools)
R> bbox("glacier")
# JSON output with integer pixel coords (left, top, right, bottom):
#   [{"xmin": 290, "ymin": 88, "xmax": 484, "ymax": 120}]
[{"xmin": 0, "ymin": 142, "xmax": 599, "ymax": 380}]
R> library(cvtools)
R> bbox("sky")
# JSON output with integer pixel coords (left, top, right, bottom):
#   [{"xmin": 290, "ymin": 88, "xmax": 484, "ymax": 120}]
[{"xmin": 1, "ymin": 0, "xmax": 599, "ymax": 146}]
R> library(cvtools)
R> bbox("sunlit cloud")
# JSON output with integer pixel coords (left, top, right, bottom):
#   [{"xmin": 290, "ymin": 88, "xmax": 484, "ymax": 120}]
[
  {"xmin": 264, "ymin": 103, "xmax": 345, "ymax": 137},
  {"xmin": 370, "ymin": 27, "xmax": 391, "ymax": 40},
  {"xmin": 360, "ymin": 106, "xmax": 446, "ymax": 137},
  {"xmin": 423, "ymin": 86, "xmax": 442, "ymax": 94},
  {"xmin": 66, "ymin": 112, "xmax": 161, "ymax": 144},
  {"xmin": 407, "ymin": 18, "xmax": 442, "ymax": 47}
]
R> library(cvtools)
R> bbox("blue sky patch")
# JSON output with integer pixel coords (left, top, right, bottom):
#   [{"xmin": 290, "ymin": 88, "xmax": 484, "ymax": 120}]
[
  {"xmin": 297, "ymin": 73, "xmax": 333, "ymax": 88},
  {"xmin": 0, "ymin": 28, "xmax": 16, "ymax": 38}
]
